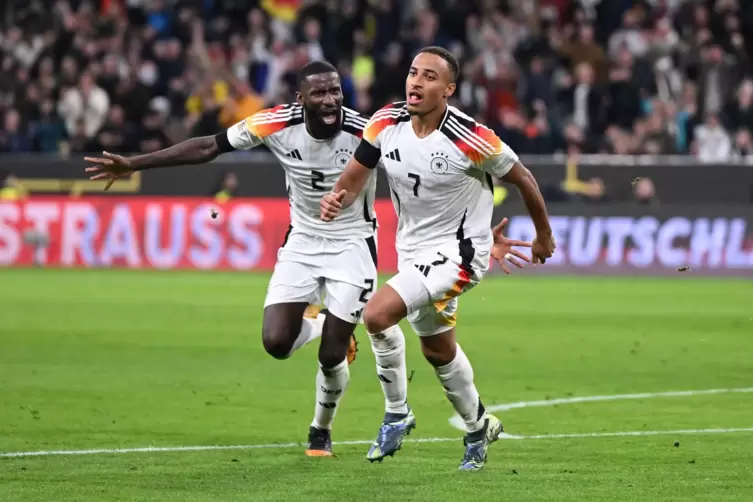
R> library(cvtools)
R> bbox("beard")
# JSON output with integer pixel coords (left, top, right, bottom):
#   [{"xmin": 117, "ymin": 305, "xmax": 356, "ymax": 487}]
[{"xmin": 304, "ymin": 103, "xmax": 341, "ymax": 138}]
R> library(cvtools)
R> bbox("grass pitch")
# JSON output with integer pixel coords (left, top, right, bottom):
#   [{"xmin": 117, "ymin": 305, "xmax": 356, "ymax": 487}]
[{"xmin": 1, "ymin": 269, "xmax": 752, "ymax": 501}]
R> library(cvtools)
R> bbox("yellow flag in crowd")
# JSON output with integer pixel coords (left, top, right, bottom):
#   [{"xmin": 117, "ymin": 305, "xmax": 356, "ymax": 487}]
[{"xmin": 261, "ymin": 0, "xmax": 301, "ymax": 23}]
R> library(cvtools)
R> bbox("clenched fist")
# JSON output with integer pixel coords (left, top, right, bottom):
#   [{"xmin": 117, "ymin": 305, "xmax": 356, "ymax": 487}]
[{"xmin": 320, "ymin": 189, "xmax": 347, "ymax": 221}]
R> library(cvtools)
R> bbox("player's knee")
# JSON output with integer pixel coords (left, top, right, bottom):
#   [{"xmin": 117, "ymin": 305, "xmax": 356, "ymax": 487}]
[
  {"xmin": 262, "ymin": 327, "xmax": 293, "ymax": 360},
  {"xmin": 363, "ymin": 304, "xmax": 391, "ymax": 335}
]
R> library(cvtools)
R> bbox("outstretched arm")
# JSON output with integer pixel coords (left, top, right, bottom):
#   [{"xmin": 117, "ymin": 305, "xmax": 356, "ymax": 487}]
[
  {"xmin": 85, "ymin": 133, "xmax": 232, "ymax": 190},
  {"xmin": 86, "ymin": 114, "xmax": 263, "ymax": 190},
  {"xmin": 90, "ymin": 134, "xmax": 228, "ymax": 172}
]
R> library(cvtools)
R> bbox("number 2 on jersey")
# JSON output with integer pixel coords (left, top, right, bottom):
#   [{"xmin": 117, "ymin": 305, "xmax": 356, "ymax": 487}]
[
  {"xmin": 311, "ymin": 170, "xmax": 325, "ymax": 190},
  {"xmin": 358, "ymin": 279, "xmax": 374, "ymax": 303},
  {"xmin": 408, "ymin": 172, "xmax": 421, "ymax": 197}
]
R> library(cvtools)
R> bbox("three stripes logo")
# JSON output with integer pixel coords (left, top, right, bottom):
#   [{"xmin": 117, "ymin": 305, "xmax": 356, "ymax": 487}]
[
  {"xmin": 385, "ymin": 149, "xmax": 401, "ymax": 162},
  {"xmin": 378, "ymin": 374, "xmax": 392, "ymax": 384},
  {"xmin": 286, "ymin": 149, "xmax": 302, "ymax": 161},
  {"xmin": 415, "ymin": 264, "xmax": 431, "ymax": 277},
  {"xmin": 414, "ymin": 255, "xmax": 449, "ymax": 277}
]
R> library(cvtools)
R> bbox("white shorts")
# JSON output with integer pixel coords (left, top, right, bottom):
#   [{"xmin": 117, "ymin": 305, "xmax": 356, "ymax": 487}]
[
  {"xmin": 264, "ymin": 229, "xmax": 378, "ymax": 324},
  {"xmin": 386, "ymin": 239, "xmax": 490, "ymax": 337}
]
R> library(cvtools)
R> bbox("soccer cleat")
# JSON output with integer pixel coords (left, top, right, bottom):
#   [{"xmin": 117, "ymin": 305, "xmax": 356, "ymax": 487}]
[
  {"xmin": 346, "ymin": 332, "xmax": 358, "ymax": 365},
  {"xmin": 458, "ymin": 414, "xmax": 504, "ymax": 471},
  {"xmin": 305, "ymin": 426, "xmax": 334, "ymax": 457},
  {"xmin": 303, "ymin": 304, "xmax": 321, "ymax": 319},
  {"xmin": 305, "ymin": 306, "xmax": 358, "ymax": 365},
  {"xmin": 366, "ymin": 409, "xmax": 416, "ymax": 462}
]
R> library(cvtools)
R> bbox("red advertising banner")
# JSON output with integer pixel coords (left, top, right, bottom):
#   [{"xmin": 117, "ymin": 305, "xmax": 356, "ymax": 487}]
[
  {"xmin": 1, "ymin": 197, "xmax": 752, "ymax": 276},
  {"xmin": 0, "ymin": 197, "xmax": 399, "ymax": 271}
]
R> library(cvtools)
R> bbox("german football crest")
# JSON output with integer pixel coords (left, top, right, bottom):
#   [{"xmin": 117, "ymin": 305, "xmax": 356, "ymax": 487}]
[
  {"xmin": 430, "ymin": 151, "xmax": 450, "ymax": 174},
  {"xmin": 334, "ymin": 148, "xmax": 353, "ymax": 168}
]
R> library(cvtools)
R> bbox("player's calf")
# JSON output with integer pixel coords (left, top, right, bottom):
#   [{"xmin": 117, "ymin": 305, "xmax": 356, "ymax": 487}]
[
  {"xmin": 366, "ymin": 324, "xmax": 418, "ymax": 462},
  {"xmin": 369, "ymin": 325, "xmax": 409, "ymax": 415},
  {"xmin": 423, "ymin": 335, "xmax": 503, "ymax": 471},
  {"xmin": 306, "ymin": 312, "xmax": 356, "ymax": 456},
  {"xmin": 428, "ymin": 339, "xmax": 488, "ymax": 434}
]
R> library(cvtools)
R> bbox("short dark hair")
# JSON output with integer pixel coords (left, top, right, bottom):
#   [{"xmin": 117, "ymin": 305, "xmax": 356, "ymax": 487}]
[
  {"xmin": 418, "ymin": 46, "xmax": 460, "ymax": 82},
  {"xmin": 297, "ymin": 60, "xmax": 338, "ymax": 87}
]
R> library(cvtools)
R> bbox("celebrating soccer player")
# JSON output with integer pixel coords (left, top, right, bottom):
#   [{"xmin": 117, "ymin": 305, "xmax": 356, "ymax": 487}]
[
  {"xmin": 85, "ymin": 61, "xmax": 407, "ymax": 457},
  {"xmin": 321, "ymin": 47, "xmax": 555, "ymax": 470}
]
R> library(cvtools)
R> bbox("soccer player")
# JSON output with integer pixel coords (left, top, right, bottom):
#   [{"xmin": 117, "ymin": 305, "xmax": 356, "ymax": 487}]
[
  {"xmin": 84, "ymin": 61, "xmax": 408, "ymax": 457},
  {"xmin": 320, "ymin": 47, "xmax": 556, "ymax": 470}
]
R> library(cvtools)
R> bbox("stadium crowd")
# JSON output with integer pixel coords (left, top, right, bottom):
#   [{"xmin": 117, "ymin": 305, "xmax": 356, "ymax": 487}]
[{"xmin": 1, "ymin": 0, "xmax": 753, "ymax": 162}]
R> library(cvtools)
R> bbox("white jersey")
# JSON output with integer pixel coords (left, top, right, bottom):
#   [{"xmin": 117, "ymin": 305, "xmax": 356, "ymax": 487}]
[
  {"xmin": 361, "ymin": 102, "xmax": 518, "ymax": 257},
  {"xmin": 227, "ymin": 103, "xmax": 377, "ymax": 240}
]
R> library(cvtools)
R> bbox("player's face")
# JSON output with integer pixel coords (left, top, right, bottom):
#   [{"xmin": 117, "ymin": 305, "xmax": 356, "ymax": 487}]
[
  {"xmin": 405, "ymin": 52, "xmax": 456, "ymax": 116},
  {"xmin": 298, "ymin": 72, "xmax": 343, "ymax": 127}
]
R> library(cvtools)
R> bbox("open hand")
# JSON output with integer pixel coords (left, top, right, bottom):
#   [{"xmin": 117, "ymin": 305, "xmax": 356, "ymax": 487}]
[
  {"xmin": 491, "ymin": 217, "xmax": 532, "ymax": 274},
  {"xmin": 84, "ymin": 151, "xmax": 133, "ymax": 191}
]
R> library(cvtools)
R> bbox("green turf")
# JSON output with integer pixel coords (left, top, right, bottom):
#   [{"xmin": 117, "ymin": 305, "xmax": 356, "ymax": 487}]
[{"xmin": 1, "ymin": 269, "xmax": 752, "ymax": 501}]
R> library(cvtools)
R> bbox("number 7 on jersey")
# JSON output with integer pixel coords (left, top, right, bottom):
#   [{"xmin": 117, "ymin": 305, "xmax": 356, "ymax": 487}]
[{"xmin": 408, "ymin": 172, "xmax": 421, "ymax": 197}]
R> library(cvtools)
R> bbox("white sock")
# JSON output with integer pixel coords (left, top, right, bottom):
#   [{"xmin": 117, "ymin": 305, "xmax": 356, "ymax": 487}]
[
  {"xmin": 369, "ymin": 324, "xmax": 409, "ymax": 417},
  {"xmin": 288, "ymin": 314, "xmax": 325, "ymax": 356},
  {"xmin": 434, "ymin": 344, "xmax": 487, "ymax": 433},
  {"xmin": 311, "ymin": 358, "xmax": 349, "ymax": 430}
]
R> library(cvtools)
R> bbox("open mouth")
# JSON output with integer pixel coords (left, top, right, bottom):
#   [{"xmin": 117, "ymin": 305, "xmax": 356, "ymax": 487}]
[
  {"xmin": 320, "ymin": 111, "xmax": 339, "ymax": 124},
  {"xmin": 407, "ymin": 90, "xmax": 423, "ymax": 105}
]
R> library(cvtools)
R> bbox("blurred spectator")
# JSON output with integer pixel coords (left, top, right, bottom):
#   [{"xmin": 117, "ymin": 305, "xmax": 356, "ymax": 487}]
[
  {"xmin": 521, "ymin": 56, "xmax": 555, "ymax": 109},
  {"xmin": 723, "ymin": 80, "xmax": 753, "ymax": 133},
  {"xmin": 560, "ymin": 24, "xmax": 608, "ymax": 82},
  {"xmin": 693, "ymin": 113, "xmax": 732, "ymax": 162},
  {"xmin": 633, "ymin": 177, "xmax": 660, "ymax": 206},
  {"xmin": 558, "ymin": 62, "xmax": 604, "ymax": 135},
  {"xmin": 0, "ymin": 0, "xmax": 752, "ymax": 162},
  {"xmin": 0, "ymin": 167, "xmax": 27, "ymax": 200},
  {"xmin": 580, "ymin": 177, "xmax": 608, "ymax": 204},
  {"xmin": 605, "ymin": 48, "xmax": 643, "ymax": 130},
  {"xmin": 214, "ymin": 171, "xmax": 239, "ymax": 203},
  {"xmin": 640, "ymin": 105, "xmax": 675, "ymax": 155},
  {"xmin": 30, "ymin": 99, "xmax": 67, "ymax": 153},
  {"xmin": 0, "ymin": 108, "xmax": 31, "ymax": 153},
  {"xmin": 88, "ymin": 105, "xmax": 136, "ymax": 154},
  {"xmin": 58, "ymin": 72, "xmax": 110, "ymax": 138},
  {"xmin": 732, "ymin": 129, "xmax": 753, "ymax": 158},
  {"xmin": 219, "ymin": 78, "xmax": 265, "ymax": 130},
  {"xmin": 698, "ymin": 43, "xmax": 738, "ymax": 117}
]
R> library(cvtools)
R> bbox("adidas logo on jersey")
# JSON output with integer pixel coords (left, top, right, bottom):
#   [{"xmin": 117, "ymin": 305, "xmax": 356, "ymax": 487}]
[
  {"xmin": 286, "ymin": 149, "xmax": 302, "ymax": 161},
  {"xmin": 414, "ymin": 263, "xmax": 431, "ymax": 277},
  {"xmin": 385, "ymin": 149, "xmax": 401, "ymax": 162}
]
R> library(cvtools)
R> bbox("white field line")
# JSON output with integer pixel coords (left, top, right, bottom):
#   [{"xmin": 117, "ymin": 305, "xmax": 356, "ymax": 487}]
[
  {"xmin": 3, "ymin": 387, "xmax": 753, "ymax": 459},
  {"xmin": 3, "ymin": 428, "xmax": 753, "ymax": 459},
  {"xmin": 449, "ymin": 387, "xmax": 753, "ymax": 430}
]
